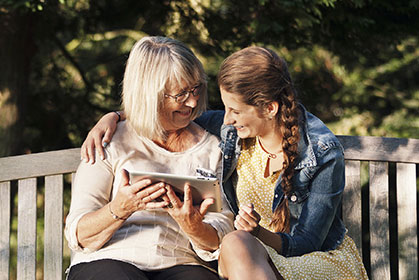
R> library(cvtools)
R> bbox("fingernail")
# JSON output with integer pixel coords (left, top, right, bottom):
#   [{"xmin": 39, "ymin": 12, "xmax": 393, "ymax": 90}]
[
  {"xmin": 100, "ymin": 155, "xmax": 104, "ymax": 160},
  {"xmin": 84, "ymin": 158, "xmax": 89, "ymax": 163},
  {"xmin": 102, "ymin": 142, "xmax": 108, "ymax": 148},
  {"xmin": 89, "ymin": 159, "xmax": 94, "ymax": 165}
]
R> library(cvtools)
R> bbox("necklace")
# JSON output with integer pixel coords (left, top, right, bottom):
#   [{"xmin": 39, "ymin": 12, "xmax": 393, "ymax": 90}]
[{"xmin": 257, "ymin": 137, "xmax": 282, "ymax": 159}]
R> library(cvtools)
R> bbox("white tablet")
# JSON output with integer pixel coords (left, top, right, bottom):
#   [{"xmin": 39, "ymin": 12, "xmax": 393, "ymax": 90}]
[{"xmin": 128, "ymin": 170, "xmax": 222, "ymax": 212}]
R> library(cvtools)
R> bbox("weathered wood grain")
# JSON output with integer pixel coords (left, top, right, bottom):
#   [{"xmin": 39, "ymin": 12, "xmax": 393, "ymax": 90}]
[
  {"xmin": 0, "ymin": 148, "xmax": 80, "ymax": 182},
  {"xmin": 337, "ymin": 135, "xmax": 419, "ymax": 163},
  {"xmin": 396, "ymin": 163, "xmax": 417, "ymax": 280},
  {"xmin": 342, "ymin": 160, "xmax": 362, "ymax": 255},
  {"xmin": 369, "ymin": 161, "xmax": 390, "ymax": 280},
  {"xmin": 44, "ymin": 175, "xmax": 64, "ymax": 280},
  {"xmin": 0, "ymin": 181, "xmax": 11, "ymax": 280},
  {"xmin": 17, "ymin": 178, "xmax": 37, "ymax": 280}
]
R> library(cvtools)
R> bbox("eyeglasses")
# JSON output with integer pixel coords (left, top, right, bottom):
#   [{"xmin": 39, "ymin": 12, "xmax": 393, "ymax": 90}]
[{"xmin": 164, "ymin": 83, "xmax": 202, "ymax": 103}]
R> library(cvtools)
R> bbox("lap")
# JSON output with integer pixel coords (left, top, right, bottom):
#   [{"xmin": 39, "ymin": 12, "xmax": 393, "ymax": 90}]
[
  {"xmin": 67, "ymin": 259, "xmax": 218, "ymax": 280},
  {"xmin": 264, "ymin": 235, "xmax": 368, "ymax": 280},
  {"xmin": 67, "ymin": 259, "xmax": 148, "ymax": 280},
  {"xmin": 153, "ymin": 264, "xmax": 219, "ymax": 280}
]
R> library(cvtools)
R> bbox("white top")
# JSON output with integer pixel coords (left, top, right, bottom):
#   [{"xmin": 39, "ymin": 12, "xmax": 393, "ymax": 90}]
[{"xmin": 65, "ymin": 121, "xmax": 233, "ymax": 271}]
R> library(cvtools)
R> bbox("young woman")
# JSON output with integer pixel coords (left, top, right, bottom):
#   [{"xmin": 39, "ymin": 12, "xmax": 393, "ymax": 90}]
[{"xmin": 81, "ymin": 46, "xmax": 368, "ymax": 279}]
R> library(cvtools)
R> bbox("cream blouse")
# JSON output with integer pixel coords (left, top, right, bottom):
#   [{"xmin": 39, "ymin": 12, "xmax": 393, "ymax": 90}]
[{"xmin": 65, "ymin": 121, "xmax": 233, "ymax": 271}]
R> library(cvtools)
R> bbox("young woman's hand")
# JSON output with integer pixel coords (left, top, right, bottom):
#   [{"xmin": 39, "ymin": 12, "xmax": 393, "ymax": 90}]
[
  {"xmin": 234, "ymin": 203, "xmax": 261, "ymax": 236},
  {"xmin": 81, "ymin": 112, "xmax": 120, "ymax": 164}
]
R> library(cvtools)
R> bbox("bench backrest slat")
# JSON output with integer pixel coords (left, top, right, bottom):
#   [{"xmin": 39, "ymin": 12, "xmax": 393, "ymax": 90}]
[
  {"xmin": 342, "ymin": 160, "xmax": 362, "ymax": 256},
  {"xmin": 44, "ymin": 175, "xmax": 64, "ymax": 280},
  {"xmin": 369, "ymin": 161, "xmax": 391, "ymax": 279},
  {"xmin": 0, "ymin": 148, "xmax": 81, "ymax": 182},
  {"xmin": 0, "ymin": 181, "xmax": 11, "ymax": 280},
  {"xmin": 17, "ymin": 178, "xmax": 37, "ymax": 280},
  {"xmin": 396, "ymin": 163, "xmax": 418, "ymax": 280},
  {"xmin": 338, "ymin": 135, "xmax": 419, "ymax": 163}
]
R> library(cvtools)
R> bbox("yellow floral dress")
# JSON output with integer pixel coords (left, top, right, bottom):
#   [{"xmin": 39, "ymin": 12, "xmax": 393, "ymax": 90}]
[{"xmin": 236, "ymin": 138, "xmax": 369, "ymax": 280}]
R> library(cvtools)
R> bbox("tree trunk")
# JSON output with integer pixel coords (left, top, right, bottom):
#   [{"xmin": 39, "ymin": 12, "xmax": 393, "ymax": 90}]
[{"xmin": 0, "ymin": 11, "xmax": 37, "ymax": 157}]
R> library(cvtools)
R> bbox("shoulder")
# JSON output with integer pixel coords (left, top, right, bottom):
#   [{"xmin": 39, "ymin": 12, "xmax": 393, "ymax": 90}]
[
  {"xmin": 111, "ymin": 121, "xmax": 135, "ymax": 143},
  {"xmin": 104, "ymin": 121, "xmax": 139, "ymax": 158},
  {"xmin": 190, "ymin": 122, "xmax": 220, "ymax": 146},
  {"xmin": 305, "ymin": 111, "xmax": 342, "ymax": 154},
  {"xmin": 296, "ymin": 108, "xmax": 343, "ymax": 168},
  {"xmin": 195, "ymin": 110, "xmax": 225, "ymax": 137}
]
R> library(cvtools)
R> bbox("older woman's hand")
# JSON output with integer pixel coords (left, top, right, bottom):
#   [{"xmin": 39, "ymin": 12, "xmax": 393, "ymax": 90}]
[
  {"xmin": 109, "ymin": 169, "xmax": 169, "ymax": 219},
  {"xmin": 163, "ymin": 184, "xmax": 220, "ymax": 250},
  {"xmin": 164, "ymin": 184, "xmax": 213, "ymax": 226}
]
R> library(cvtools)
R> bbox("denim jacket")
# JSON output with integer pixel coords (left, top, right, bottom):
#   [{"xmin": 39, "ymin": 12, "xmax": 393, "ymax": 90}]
[{"xmin": 195, "ymin": 105, "xmax": 347, "ymax": 257}]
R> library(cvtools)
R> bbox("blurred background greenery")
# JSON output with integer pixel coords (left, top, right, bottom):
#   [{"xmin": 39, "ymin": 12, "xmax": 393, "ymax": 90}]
[
  {"xmin": 1, "ymin": 0, "xmax": 418, "ymax": 158},
  {"xmin": 1, "ymin": 0, "xmax": 418, "ymax": 279}
]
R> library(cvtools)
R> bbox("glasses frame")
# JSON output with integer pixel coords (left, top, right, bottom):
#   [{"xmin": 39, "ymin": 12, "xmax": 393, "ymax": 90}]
[{"xmin": 164, "ymin": 83, "xmax": 202, "ymax": 103}]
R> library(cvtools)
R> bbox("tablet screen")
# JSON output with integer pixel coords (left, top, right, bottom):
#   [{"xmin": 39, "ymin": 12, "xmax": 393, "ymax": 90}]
[{"xmin": 128, "ymin": 170, "xmax": 222, "ymax": 212}]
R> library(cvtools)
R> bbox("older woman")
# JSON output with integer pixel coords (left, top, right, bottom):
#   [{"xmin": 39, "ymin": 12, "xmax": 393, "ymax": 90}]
[{"xmin": 64, "ymin": 36, "xmax": 233, "ymax": 280}]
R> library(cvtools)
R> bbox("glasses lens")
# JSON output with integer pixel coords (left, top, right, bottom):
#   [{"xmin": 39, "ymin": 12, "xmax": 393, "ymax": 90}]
[
  {"xmin": 191, "ymin": 84, "xmax": 201, "ymax": 96},
  {"xmin": 176, "ymin": 93, "xmax": 188, "ymax": 103},
  {"xmin": 172, "ymin": 84, "xmax": 202, "ymax": 103}
]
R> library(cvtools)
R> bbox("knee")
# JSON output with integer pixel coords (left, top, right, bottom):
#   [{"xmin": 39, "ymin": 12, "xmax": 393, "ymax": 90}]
[{"xmin": 220, "ymin": 230, "xmax": 255, "ymax": 257}]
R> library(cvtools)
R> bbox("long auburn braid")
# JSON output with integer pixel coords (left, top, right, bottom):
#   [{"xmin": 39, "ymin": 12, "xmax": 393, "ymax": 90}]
[
  {"xmin": 218, "ymin": 46, "xmax": 300, "ymax": 233},
  {"xmin": 271, "ymin": 74, "xmax": 300, "ymax": 233}
]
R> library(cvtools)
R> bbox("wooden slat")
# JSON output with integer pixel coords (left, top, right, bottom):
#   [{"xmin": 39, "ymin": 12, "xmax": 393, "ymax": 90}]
[
  {"xmin": 0, "ymin": 148, "xmax": 81, "ymax": 182},
  {"xmin": 396, "ymin": 163, "xmax": 417, "ymax": 280},
  {"xmin": 337, "ymin": 135, "xmax": 419, "ymax": 163},
  {"xmin": 17, "ymin": 178, "xmax": 37, "ymax": 280},
  {"xmin": 0, "ymin": 181, "xmax": 11, "ymax": 280},
  {"xmin": 342, "ymin": 160, "xmax": 362, "ymax": 255},
  {"xmin": 369, "ymin": 161, "xmax": 390, "ymax": 280},
  {"xmin": 44, "ymin": 175, "xmax": 63, "ymax": 280}
]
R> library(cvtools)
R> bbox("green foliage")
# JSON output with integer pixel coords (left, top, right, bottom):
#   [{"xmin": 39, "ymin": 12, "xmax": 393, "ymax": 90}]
[
  {"xmin": 1, "ymin": 0, "xmax": 418, "ymax": 153},
  {"xmin": 1, "ymin": 0, "xmax": 46, "ymax": 11}
]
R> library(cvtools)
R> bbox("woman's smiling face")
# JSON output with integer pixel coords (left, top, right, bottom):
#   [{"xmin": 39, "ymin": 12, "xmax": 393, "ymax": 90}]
[
  {"xmin": 220, "ymin": 87, "xmax": 271, "ymax": 139},
  {"xmin": 159, "ymin": 83, "xmax": 200, "ymax": 132}
]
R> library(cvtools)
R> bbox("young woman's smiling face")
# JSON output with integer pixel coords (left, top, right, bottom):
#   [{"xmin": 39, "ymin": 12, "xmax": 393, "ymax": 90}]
[{"xmin": 220, "ymin": 87, "xmax": 272, "ymax": 139}]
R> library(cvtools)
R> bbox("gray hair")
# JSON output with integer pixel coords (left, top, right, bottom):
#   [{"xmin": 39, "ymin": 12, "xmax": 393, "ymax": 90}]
[{"xmin": 122, "ymin": 36, "xmax": 207, "ymax": 139}]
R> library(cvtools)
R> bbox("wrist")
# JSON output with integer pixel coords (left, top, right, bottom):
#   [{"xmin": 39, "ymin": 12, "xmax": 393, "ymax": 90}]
[
  {"xmin": 113, "ymin": 111, "xmax": 121, "ymax": 122},
  {"xmin": 108, "ymin": 203, "xmax": 127, "ymax": 220},
  {"xmin": 252, "ymin": 224, "xmax": 261, "ymax": 237}
]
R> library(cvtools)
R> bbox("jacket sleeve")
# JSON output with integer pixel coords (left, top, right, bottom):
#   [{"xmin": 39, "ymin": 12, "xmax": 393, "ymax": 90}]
[{"xmin": 281, "ymin": 145, "xmax": 345, "ymax": 257}]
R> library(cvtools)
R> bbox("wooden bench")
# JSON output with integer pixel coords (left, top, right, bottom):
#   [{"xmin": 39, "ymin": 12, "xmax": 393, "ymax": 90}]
[{"xmin": 0, "ymin": 135, "xmax": 418, "ymax": 280}]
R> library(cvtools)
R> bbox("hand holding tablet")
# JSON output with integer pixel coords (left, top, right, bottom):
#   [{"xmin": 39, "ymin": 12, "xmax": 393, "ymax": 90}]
[{"xmin": 128, "ymin": 170, "xmax": 222, "ymax": 212}]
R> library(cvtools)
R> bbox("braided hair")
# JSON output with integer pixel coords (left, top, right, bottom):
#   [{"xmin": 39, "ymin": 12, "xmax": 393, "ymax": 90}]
[{"xmin": 217, "ymin": 46, "xmax": 300, "ymax": 233}]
